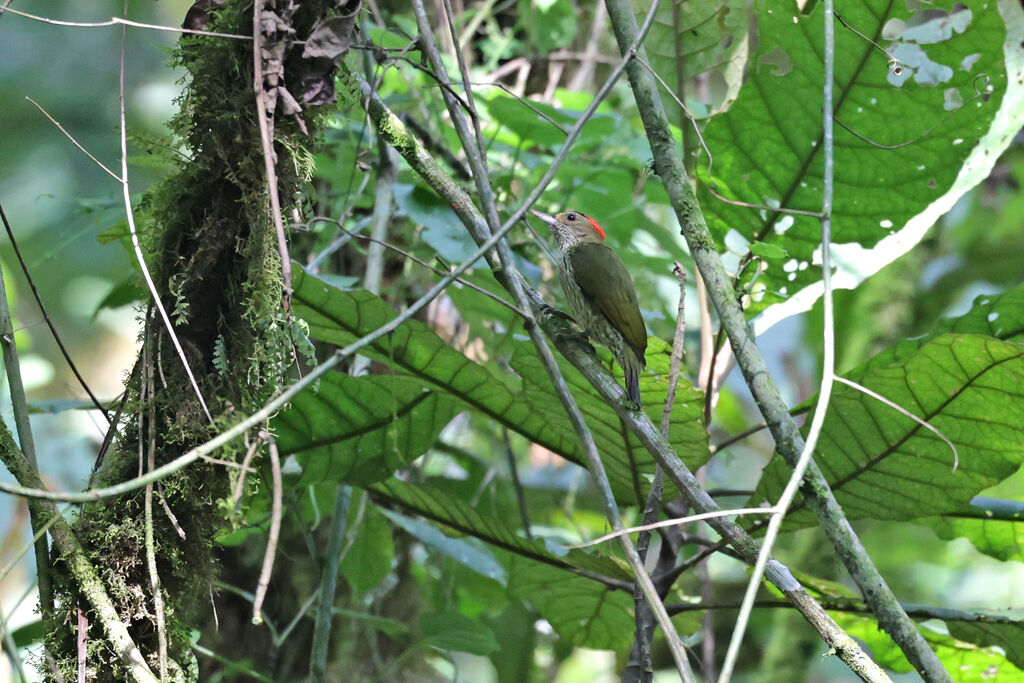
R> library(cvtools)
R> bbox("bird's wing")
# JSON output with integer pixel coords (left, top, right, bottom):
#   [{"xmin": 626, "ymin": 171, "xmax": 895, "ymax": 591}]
[{"xmin": 569, "ymin": 242, "xmax": 648, "ymax": 364}]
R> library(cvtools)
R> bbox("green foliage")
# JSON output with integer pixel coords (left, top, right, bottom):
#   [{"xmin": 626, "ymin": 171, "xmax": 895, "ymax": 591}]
[
  {"xmin": 282, "ymin": 268, "xmax": 708, "ymax": 499},
  {"xmin": 275, "ymin": 373, "xmax": 461, "ymax": 484},
  {"xmin": 640, "ymin": 0, "xmax": 749, "ymax": 119},
  {"xmin": 837, "ymin": 612, "xmax": 1024, "ymax": 679},
  {"xmin": 253, "ymin": 1, "xmax": 1024, "ymax": 677},
  {"xmin": 755, "ymin": 333, "xmax": 1024, "ymax": 525},
  {"xmin": 698, "ymin": 1, "xmax": 1009, "ymax": 315},
  {"xmin": 515, "ymin": 0, "xmax": 577, "ymax": 53},
  {"xmin": 8, "ymin": 0, "xmax": 1024, "ymax": 680},
  {"xmin": 340, "ymin": 504, "xmax": 396, "ymax": 595},
  {"xmin": 421, "ymin": 611, "xmax": 500, "ymax": 655}
]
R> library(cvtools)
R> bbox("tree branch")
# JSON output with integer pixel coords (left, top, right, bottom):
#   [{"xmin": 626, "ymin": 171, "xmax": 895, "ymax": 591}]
[
  {"xmin": 601, "ymin": 0, "xmax": 948, "ymax": 679},
  {"xmin": 0, "ymin": 255, "xmax": 52, "ymax": 623},
  {"xmin": 358, "ymin": 58, "xmax": 888, "ymax": 683},
  {"xmin": 0, "ymin": 420, "xmax": 158, "ymax": 683},
  {"xmin": 410, "ymin": 1, "xmax": 693, "ymax": 678}
]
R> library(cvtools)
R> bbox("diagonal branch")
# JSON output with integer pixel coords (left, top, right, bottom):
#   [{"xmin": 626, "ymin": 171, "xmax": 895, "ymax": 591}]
[
  {"xmin": 253, "ymin": 0, "xmax": 293, "ymax": 312},
  {"xmin": 410, "ymin": 2, "xmax": 694, "ymax": 679},
  {"xmin": 601, "ymin": 0, "xmax": 948, "ymax": 680},
  {"xmin": 413, "ymin": 1, "xmax": 696, "ymax": 679},
  {"xmin": 0, "ymin": 419, "xmax": 157, "ymax": 683},
  {"xmin": 0, "ymin": 256, "xmax": 53, "ymax": 624},
  {"xmin": 358, "ymin": 56, "xmax": 888, "ymax": 683}
]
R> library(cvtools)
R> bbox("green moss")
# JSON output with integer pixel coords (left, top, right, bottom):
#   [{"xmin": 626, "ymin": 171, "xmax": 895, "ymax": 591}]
[{"xmin": 46, "ymin": 1, "xmax": 341, "ymax": 679}]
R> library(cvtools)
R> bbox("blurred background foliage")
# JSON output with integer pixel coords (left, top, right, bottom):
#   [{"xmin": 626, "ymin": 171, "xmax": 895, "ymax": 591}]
[{"xmin": 0, "ymin": 0, "xmax": 1023, "ymax": 681}]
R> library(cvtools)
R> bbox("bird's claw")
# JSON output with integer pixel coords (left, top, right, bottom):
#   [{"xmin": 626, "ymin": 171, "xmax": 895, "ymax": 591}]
[
  {"xmin": 539, "ymin": 303, "xmax": 574, "ymax": 323},
  {"xmin": 538, "ymin": 304, "xmax": 593, "ymax": 351},
  {"xmin": 620, "ymin": 394, "xmax": 642, "ymax": 411}
]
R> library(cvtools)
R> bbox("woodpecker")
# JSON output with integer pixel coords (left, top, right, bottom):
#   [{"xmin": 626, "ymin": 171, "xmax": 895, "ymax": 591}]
[{"xmin": 530, "ymin": 209, "xmax": 648, "ymax": 406}]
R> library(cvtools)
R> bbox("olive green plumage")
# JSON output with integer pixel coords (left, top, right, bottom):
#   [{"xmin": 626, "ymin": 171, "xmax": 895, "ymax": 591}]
[{"xmin": 530, "ymin": 209, "xmax": 648, "ymax": 405}]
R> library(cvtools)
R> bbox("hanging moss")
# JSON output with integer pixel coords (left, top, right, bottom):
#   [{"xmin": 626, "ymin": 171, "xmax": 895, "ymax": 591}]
[{"xmin": 44, "ymin": 1, "xmax": 343, "ymax": 679}]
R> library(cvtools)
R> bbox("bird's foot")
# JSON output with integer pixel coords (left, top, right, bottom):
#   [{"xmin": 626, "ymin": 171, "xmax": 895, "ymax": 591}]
[
  {"xmin": 539, "ymin": 303, "xmax": 575, "ymax": 324},
  {"xmin": 620, "ymin": 394, "xmax": 643, "ymax": 411},
  {"xmin": 540, "ymin": 305, "xmax": 593, "ymax": 351}
]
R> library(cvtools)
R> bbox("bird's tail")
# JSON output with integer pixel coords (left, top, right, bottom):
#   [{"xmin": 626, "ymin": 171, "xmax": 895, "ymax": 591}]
[{"xmin": 623, "ymin": 353, "xmax": 642, "ymax": 407}]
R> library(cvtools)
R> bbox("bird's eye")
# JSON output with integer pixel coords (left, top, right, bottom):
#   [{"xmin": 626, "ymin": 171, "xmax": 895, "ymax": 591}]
[{"xmin": 566, "ymin": 213, "xmax": 577, "ymax": 221}]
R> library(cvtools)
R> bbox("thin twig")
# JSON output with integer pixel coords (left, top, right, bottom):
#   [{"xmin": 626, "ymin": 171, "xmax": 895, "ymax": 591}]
[
  {"xmin": 156, "ymin": 483, "xmax": 186, "ymax": 540},
  {"xmin": 230, "ymin": 435, "xmax": 263, "ymax": 512},
  {"xmin": 410, "ymin": 1, "xmax": 695, "ymax": 678},
  {"xmin": 723, "ymin": 0, "xmax": 836, "ymax": 673},
  {"xmin": 116, "ymin": 32, "xmax": 214, "ymax": 424},
  {"xmin": 501, "ymin": 428, "xmax": 532, "ymax": 540},
  {"xmin": 668, "ymin": 598, "xmax": 1024, "ymax": 626},
  {"xmin": 695, "ymin": 269, "xmax": 715, "ymax": 423},
  {"xmin": 77, "ymin": 608, "xmax": 87, "ymax": 683},
  {"xmin": 252, "ymin": 432, "xmax": 283, "ymax": 625},
  {"xmin": 0, "ymin": 598, "xmax": 27, "ymax": 683},
  {"xmin": 710, "ymin": 420, "xmax": 769, "ymax": 454},
  {"xmin": 24, "ymin": 98, "xmax": 119, "ymax": 180},
  {"xmin": 252, "ymin": 0, "xmax": 293, "ymax": 313},
  {"xmin": 277, "ymin": 586, "xmax": 321, "ymax": 647},
  {"xmin": 439, "ymin": 0, "xmax": 486, "ymax": 157},
  {"xmin": 354, "ymin": 230, "xmax": 527, "ymax": 317},
  {"xmin": 0, "ymin": 202, "xmax": 109, "ymax": 420},
  {"xmin": 310, "ymin": 487, "xmax": 351, "ymax": 682},
  {"xmin": 0, "ymin": 509, "xmax": 62, "ymax": 586},
  {"xmin": 2, "ymin": 6, "xmax": 252, "ymax": 39},
  {"xmin": 191, "ymin": 643, "xmax": 276, "ymax": 683},
  {"xmin": 568, "ymin": 508, "xmax": 774, "ymax": 550},
  {"xmin": 626, "ymin": 264, "xmax": 688, "ymax": 681},
  {"xmin": 350, "ymin": 102, "xmax": 399, "ymax": 374},
  {"xmin": 835, "ymin": 376, "xmax": 959, "ymax": 470},
  {"xmin": 142, "ymin": 344, "xmax": 168, "ymax": 681},
  {"xmin": 305, "ymin": 215, "xmax": 373, "ymax": 271},
  {"xmin": 0, "ymin": 243, "xmax": 52, "ymax": 619}
]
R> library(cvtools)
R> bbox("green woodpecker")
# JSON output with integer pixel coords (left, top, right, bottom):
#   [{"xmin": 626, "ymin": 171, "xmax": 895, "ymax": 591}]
[{"xmin": 530, "ymin": 209, "xmax": 647, "ymax": 406}]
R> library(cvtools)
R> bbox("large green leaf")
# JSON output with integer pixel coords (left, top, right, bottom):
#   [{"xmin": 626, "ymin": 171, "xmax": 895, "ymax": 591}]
[
  {"xmin": 697, "ymin": 0, "xmax": 1014, "ymax": 319},
  {"xmin": 511, "ymin": 337, "xmax": 709, "ymax": 502},
  {"xmin": 274, "ymin": 373, "xmax": 460, "ymax": 484},
  {"xmin": 340, "ymin": 504, "xmax": 395, "ymax": 595},
  {"xmin": 370, "ymin": 479, "xmax": 630, "ymax": 584},
  {"xmin": 639, "ymin": 0, "xmax": 748, "ymax": 121},
  {"xmin": 854, "ymin": 284, "xmax": 1024, "ymax": 377},
  {"xmin": 382, "ymin": 508, "xmax": 507, "ymax": 585},
  {"xmin": 754, "ymin": 334, "xmax": 1024, "ymax": 525},
  {"xmin": 289, "ymin": 266, "xmax": 583, "ymax": 463},
  {"xmin": 290, "ymin": 268, "xmax": 709, "ymax": 501},
  {"xmin": 924, "ymin": 496, "xmax": 1024, "ymax": 562},
  {"xmin": 948, "ymin": 619, "xmax": 1024, "ymax": 671},
  {"xmin": 836, "ymin": 611, "xmax": 1024, "ymax": 680},
  {"xmin": 421, "ymin": 611, "xmax": 500, "ymax": 656},
  {"xmin": 506, "ymin": 555, "xmax": 635, "ymax": 653},
  {"xmin": 371, "ymin": 479, "xmax": 638, "ymax": 650}
]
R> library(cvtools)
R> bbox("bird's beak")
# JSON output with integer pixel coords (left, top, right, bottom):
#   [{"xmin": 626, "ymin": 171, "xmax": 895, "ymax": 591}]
[{"xmin": 529, "ymin": 209, "xmax": 557, "ymax": 227}]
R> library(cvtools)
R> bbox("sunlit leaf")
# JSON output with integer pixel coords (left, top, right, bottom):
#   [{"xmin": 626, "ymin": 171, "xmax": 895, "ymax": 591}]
[
  {"xmin": 290, "ymin": 268, "xmax": 708, "ymax": 501},
  {"xmin": 421, "ymin": 611, "xmax": 500, "ymax": 655},
  {"xmin": 341, "ymin": 504, "xmax": 395, "ymax": 595},
  {"xmin": 754, "ymin": 334, "xmax": 1024, "ymax": 526},
  {"xmin": 698, "ymin": 1, "xmax": 1012, "ymax": 320},
  {"xmin": 274, "ymin": 373, "xmax": 460, "ymax": 484}
]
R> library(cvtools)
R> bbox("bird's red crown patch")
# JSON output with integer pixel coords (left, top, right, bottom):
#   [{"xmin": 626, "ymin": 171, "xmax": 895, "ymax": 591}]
[{"xmin": 582, "ymin": 213, "xmax": 606, "ymax": 240}]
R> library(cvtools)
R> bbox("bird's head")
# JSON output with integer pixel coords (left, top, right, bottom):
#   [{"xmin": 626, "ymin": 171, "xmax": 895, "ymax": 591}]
[{"xmin": 530, "ymin": 209, "xmax": 606, "ymax": 249}]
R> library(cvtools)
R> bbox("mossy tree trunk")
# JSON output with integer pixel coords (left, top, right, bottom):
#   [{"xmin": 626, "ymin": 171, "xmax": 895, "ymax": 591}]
[{"xmin": 44, "ymin": 2, "xmax": 345, "ymax": 679}]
